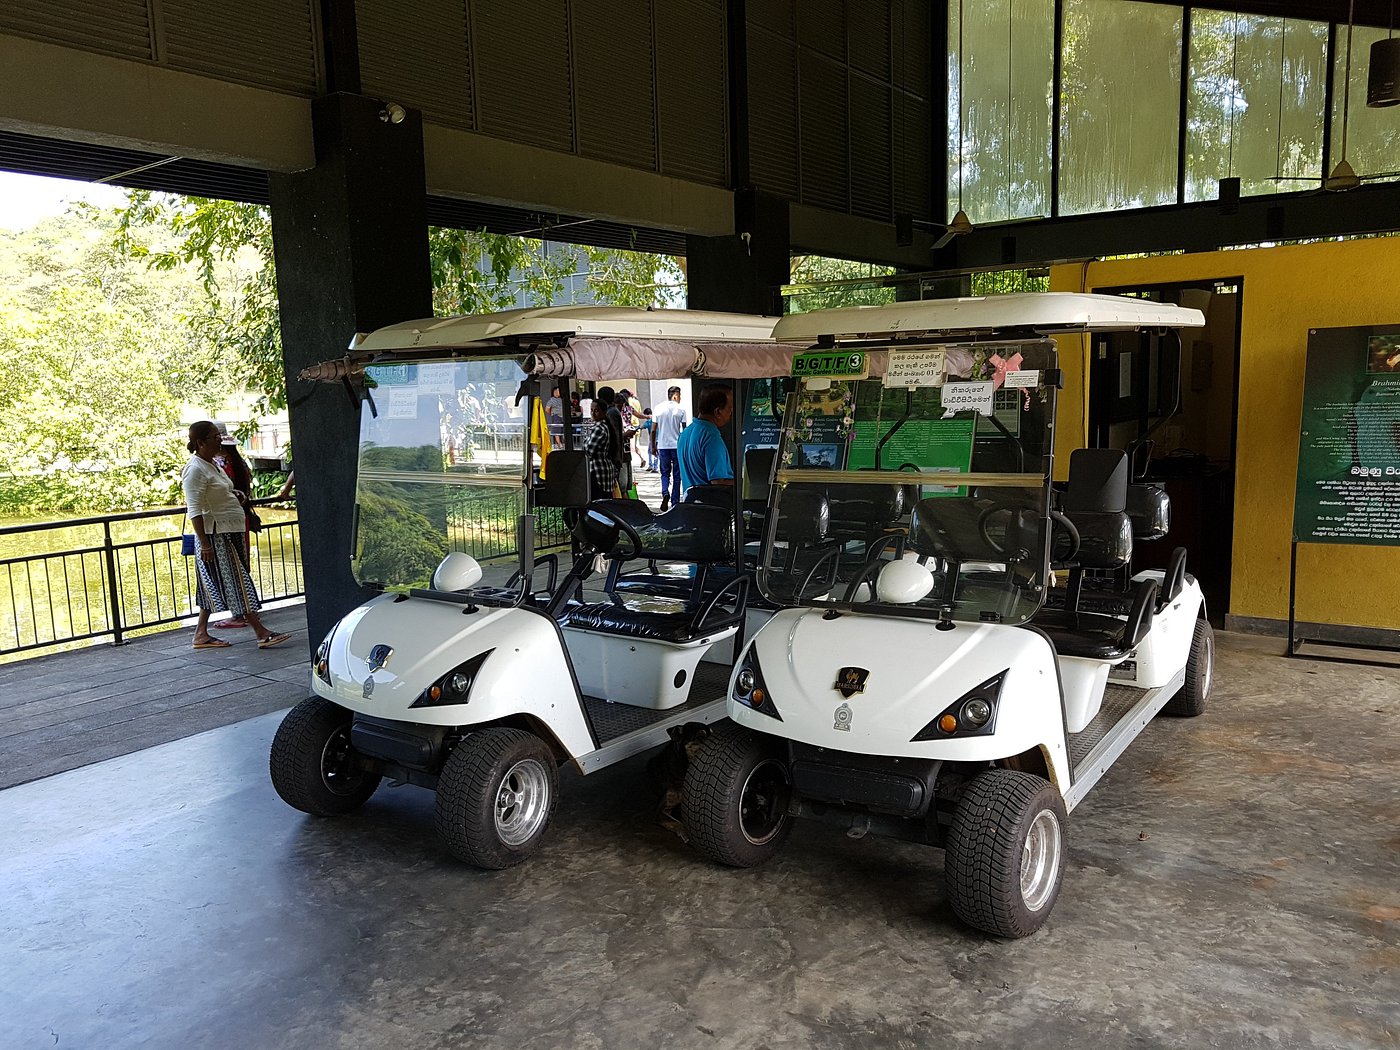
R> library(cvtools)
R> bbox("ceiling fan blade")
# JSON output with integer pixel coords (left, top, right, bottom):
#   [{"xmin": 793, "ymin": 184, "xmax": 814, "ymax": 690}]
[{"xmin": 932, "ymin": 228, "xmax": 958, "ymax": 250}]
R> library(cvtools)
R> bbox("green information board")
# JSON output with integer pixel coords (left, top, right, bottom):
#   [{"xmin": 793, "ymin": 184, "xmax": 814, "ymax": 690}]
[{"xmin": 1293, "ymin": 325, "xmax": 1400, "ymax": 546}]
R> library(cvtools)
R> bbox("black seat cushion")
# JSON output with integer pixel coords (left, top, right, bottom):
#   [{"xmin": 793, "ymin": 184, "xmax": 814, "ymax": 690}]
[
  {"xmin": 564, "ymin": 600, "xmax": 742, "ymax": 643},
  {"xmin": 1033, "ymin": 608, "xmax": 1138, "ymax": 660}
]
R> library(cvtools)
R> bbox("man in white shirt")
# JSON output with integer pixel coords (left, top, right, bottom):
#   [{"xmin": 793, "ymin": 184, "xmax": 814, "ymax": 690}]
[{"xmin": 652, "ymin": 385, "xmax": 688, "ymax": 511}]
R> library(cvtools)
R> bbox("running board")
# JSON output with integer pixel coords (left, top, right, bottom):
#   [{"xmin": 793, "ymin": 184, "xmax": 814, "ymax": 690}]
[
  {"xmin": 1062, "ymin": 667, "xmax": 1186, "ymax": 812},
  {"xmin": 574, "ymin": 697, "xmax": 729, "ymax": 774}
]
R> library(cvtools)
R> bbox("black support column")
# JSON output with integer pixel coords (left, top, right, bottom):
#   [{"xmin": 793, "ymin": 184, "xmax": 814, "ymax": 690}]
[
  {"xmin": 686, "ymin": 188, "xmax": 791, "ymax": 317},
  {"xmin": 268, "ymin": 92, "xmax": 432, "ymax": 651}
]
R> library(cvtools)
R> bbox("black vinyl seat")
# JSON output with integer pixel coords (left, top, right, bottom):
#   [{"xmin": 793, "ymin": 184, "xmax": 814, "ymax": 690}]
[
  {"xmin": 1036, "ymin": 579, "xmax": 1158, "ymax": 660},
  {"xmin": 563, "ymin": 500, "xmax": 747, "ymax": 643}
]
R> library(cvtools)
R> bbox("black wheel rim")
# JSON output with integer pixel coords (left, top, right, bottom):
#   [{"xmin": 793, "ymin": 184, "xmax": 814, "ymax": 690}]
[
  {"xmin": 319, "ymin": 724, "xmax": 365, "ymax": 795},
  {"xmin": 739, "ymin": 758, "xmax": 789, "ymax": 845}
]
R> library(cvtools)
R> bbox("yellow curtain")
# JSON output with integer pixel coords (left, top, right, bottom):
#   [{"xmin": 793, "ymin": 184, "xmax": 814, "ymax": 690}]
[{"xmin": 529, "ymin": 397, "xmax": 550, "ymax": 480}]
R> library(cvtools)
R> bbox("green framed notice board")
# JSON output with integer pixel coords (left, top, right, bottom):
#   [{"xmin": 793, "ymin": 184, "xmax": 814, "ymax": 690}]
[{"xmin": 1293, "ymin": 325, "xmax": 1400, "ymax": 546}]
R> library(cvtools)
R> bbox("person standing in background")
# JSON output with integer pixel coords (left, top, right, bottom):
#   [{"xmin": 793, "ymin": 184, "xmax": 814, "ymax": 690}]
[
  {"xmin": 597, "ymin": 385, "xmax": 629, "ymax": 495},
  {"xmin": 583, "ymin": 398, "xmax": 620, "ymax": 498},
  {"xmin": 676, "ymin": 383, "xmax": 734, "ymax": 497},
  {"xmin": 182, "ymin": 420, "xmax": 290, "ymax": 651},
  {"xmin": 652, "ymin": 385, "xmax": 688, "ymax": 511},
  {"xmin": 212, "ymin": 423, "xmax": 257, "ymax": 628}
]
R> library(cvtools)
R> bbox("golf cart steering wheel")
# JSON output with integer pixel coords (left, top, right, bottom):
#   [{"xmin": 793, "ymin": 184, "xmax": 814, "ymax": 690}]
[
  {"xmin": 977, "ymin": 506, "xmax": 1081, "ymax": 564},
  {"xmin": 570, "ymin": 503, "xmax": 645, "ymax": 561}
]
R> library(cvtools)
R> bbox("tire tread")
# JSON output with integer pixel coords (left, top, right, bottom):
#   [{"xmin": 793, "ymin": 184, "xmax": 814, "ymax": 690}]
[
  {"xmin": 945, "ymin": 769, "xmax": 1064, "ymax": 938},
  {"xmin": 683, "ymin": 723, "xmax": 790, "ymax": 867},
  {"xmin": 269, "ymin": 696, "xmax": 380, "ymax": 816},
  {"xmin": 435, "ymin": 727, "xmax": 556, "ymax": 869}
]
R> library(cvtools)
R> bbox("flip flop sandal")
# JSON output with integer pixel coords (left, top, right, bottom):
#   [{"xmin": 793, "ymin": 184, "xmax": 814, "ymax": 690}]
[
  {"xmin": 258, "ymin": 633, "xmax": 292, "ymax": 649},
  {"xmin": 193, "ymin": 638, "xmax": 232, "ymax": 649}
]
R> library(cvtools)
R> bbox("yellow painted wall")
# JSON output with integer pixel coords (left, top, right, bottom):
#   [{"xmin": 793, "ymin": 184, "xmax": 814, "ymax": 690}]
[{"xmin": 1050, "ymin": 239, "xmax": 1400, "ymax": 631}]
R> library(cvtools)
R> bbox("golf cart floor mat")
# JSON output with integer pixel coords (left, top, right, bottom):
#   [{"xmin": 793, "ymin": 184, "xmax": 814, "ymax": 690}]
[
  {"xmin": 584, "ymin": 662, "xmax": 731, "ymax": 744},
  {"xmin": 1069, "ymin": 683, "xmax": 1148, "ymax": 771}
]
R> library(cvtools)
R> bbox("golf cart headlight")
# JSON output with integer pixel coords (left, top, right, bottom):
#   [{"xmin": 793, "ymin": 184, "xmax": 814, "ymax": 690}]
[
  {"xmin": 410, "ymin": 649, "xmax": 494, "ymax": 709},
  {"xmin": 911, "ymin": 670, "xmax": 1008, "ymax": 741},
  {"xmin": 732, "ymin": 651, "xmax": 781, "ymax": 721},
  {"xmin": 314, "ymin": 639, "xmax": 331, "ymax": 684},
  {"xmin": 960, "ymin": 697, "xmax": 992, "ymax": 729}
]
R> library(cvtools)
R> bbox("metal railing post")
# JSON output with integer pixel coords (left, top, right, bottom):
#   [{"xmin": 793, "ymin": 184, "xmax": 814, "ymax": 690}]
[{"xmin": 102, "ymin": 520, "xmax": 124, "ymax": 645}]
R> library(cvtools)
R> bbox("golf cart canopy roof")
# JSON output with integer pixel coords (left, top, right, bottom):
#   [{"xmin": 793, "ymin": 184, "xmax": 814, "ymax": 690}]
[
  {"xmin": 356, "ymin": 305, "xmax": 780, "ymax": 351},
  {"xmin": 302, "ymin": 306, "xmax": 797, "ymax": 382},
  {"xmin": 772, "ymin": 293, "xmax": 1205, "ymax": 344}
]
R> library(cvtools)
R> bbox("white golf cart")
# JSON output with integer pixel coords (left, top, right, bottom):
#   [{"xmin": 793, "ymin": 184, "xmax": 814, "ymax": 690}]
[
  {"xmin": 682, "ymin": 293, "xmax": 1214, "ymax": 937},
  {"xmin": 269, "ymin": 306, "xmax": 796, "ymax": 868}
]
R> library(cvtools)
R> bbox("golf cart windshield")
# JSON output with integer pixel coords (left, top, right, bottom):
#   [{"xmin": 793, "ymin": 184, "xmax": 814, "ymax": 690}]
[
  {"xmin": 352, "ymin": 357, "xmax": 529, "ymax": 590},
  {"xmin": 758, "ymin": 339, "xmax": 1058, "ymax": 625}
]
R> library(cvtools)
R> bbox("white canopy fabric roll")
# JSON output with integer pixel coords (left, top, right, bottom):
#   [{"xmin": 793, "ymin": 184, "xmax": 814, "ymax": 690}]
[{"xmin": 691, "ymin": 342, "xmax": 804, "ymax": 378}]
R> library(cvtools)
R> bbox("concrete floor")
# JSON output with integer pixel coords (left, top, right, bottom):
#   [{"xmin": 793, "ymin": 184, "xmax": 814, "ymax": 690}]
[{"xmin": 1, "ymin": 634, "xmax": 1397, "ymax": 1049}]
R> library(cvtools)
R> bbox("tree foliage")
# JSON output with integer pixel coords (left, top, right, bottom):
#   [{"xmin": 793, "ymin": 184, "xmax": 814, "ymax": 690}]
[{"xmin": 0, "ymin": 208, "xmax": 221, "ymax": 512}]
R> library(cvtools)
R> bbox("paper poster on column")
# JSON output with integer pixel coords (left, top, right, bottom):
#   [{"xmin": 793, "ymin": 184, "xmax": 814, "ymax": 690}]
[{"xmin": 941, "ymin": 381, "xmax": 995, "ymax": 417}]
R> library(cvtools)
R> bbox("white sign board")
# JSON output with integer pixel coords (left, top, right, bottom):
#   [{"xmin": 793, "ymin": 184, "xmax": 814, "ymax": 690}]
[
  {"xmin": 941, "ymin": 380, "xmax": 996, "ymax": 417},
  {"xmin": 386, "ymin": 387, "xmax": 419, "ymax": 419},
  {"xmin": 417, "ymin": 363, "xmax": 455, "ymax": 394},
  {"xmin": 1003, "ymin": 369, "xmax": 1040, "ymax": 389},
  {"xmin": 884, "ymin": 348, "xmax": 947, "ymax": 388}
]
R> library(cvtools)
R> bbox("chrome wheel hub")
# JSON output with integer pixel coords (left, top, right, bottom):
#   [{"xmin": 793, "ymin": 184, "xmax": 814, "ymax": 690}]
[
  {"xmin": 494, "ymin": 758, "xmax": 551, "ymax": 846},
  {"xmin": 1020, "ymin": 809, "xmax": 1063, "ymax": 912}
]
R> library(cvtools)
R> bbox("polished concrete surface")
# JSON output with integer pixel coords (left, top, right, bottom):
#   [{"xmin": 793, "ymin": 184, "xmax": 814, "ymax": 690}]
[{"xmin": 1, "ymin": 634, "xmax": 1397, "ymax": 1049}]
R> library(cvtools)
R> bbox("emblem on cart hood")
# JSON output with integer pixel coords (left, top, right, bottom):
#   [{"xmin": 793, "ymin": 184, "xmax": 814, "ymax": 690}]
[
  {"xmin": 366, "ymin": 644, "xmax": 394, "ymax": 674},
  {"xmin": 834, "ymin": 666, "xmax": 869, "ymax": 699},
  {"xmin": 833, "ymin": 703, "xmax": 853, "ymax": 732}
]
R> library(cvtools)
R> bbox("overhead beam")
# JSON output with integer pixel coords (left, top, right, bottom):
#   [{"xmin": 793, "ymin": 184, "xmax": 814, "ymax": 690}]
[
  {"xmin": 0, "ymin": 34, "xmax": 313, "ymax": 172},
  {"xmin": 951, "ymin": 182, "xmax": 1400, "ymax": 269}
]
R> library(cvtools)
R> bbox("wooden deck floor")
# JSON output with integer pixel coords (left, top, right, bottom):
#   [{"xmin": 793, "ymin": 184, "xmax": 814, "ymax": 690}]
[{"xmin": 0, "ymin": 605, "xmax": 309, "ymax": 790}]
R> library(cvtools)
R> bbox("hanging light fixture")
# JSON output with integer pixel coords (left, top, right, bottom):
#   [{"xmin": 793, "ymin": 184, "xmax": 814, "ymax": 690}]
[
  {"xmin": 935, "ymin": 0, "xmax": 973, "ymax": 250},
  {"xmin": 1368, "ymin": 0, "xmax": 1400, "ymax": 107},
  {"xmin": 1327, "ymin": 0, "xmax": 1363, "ymax": 190}
]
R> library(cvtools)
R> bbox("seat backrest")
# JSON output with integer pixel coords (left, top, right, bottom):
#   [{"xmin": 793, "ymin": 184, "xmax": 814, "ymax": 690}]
[
  {"xmin": 535, "ymin": 449, "xmax": 590, "ymax": 507},
  {"xmin": 743, "ymin": 447, "xmax": 777, "ymax": 503},
  {"xmin": 1062, "ymin": 449, "xmax": 1132, "ymax": 570},
  {"xmin": 597, "ymin": 500, "xmax": 733, "ymax": 563},
  {"xmin": 1126, "ymin": 482, "xmax": 1170, "ymax": 541},
  {"xmin": 1062, "ymin": 449, "xmax": 1129, "ymax": 514}
]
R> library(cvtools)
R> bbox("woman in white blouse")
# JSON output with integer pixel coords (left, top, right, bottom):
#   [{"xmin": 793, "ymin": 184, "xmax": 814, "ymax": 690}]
[{"xmin": 182, "ymin": 420, "xmax": 291, "ymax": 650}]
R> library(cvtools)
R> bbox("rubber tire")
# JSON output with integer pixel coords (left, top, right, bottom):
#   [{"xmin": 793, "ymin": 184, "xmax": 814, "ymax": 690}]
[
  {"xmin": 269, "ymin": 696, "xmax": 381, "ymax": 816},
  {"xmin": 682, "ymin": 722, "xmax": 792, "ymax": 868},
  {"xmin": 435, "ymin": 728, "xmax": 558, "ymax": 869},
  {"xmin": 1161, "ymin": 618, "xmax": 1213, "ymax": 717},
  {"xmin": 944, "ymin": 769, "xmax": 1067, "ymax": 939}
]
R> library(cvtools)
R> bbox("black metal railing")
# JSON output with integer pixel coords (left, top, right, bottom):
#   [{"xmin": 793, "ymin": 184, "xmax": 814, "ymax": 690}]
[{"xmin": 0, "ymin": 500, "xmax": 302, "ymax": 658}]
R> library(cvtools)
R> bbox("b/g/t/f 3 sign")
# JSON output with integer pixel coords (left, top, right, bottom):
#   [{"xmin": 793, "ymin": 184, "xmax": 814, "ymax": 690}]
[{"xmin": 792, "ymin": 350, "xmax": 868, "ymax": 379}]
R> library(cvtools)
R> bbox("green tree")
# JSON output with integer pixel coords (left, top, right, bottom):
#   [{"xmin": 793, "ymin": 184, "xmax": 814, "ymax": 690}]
[{"xmin": 116, "ymin": 195, "xmax": 687, "ymax": 419}]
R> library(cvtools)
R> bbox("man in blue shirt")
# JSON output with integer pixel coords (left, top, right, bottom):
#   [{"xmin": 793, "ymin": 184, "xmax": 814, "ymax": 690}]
[{"xmin": 677, "ymin": 383, "xmax": 734, "ymax": 500}]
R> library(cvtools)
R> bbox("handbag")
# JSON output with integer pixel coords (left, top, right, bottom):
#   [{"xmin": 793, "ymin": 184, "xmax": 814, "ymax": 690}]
[{"xmin": 181, "ymin": 533, "xmax": 198, "ymax": 556}]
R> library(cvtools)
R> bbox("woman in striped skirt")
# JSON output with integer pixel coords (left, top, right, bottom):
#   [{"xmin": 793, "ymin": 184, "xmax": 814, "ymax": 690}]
[{"xmin": 182, "ymin": 420, "xmax": 291, "ymax": 651}]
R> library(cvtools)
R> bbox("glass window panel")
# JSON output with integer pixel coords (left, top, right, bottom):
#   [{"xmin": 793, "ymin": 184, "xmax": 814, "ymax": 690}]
[
  {"xmin": 948, "ymin": 0, "xmax": 1054, "ymax": 225},
  {"xmin": 1330, "ymin": 24, "xmax": 1400, "ymax": 184},
  {"xmin": 1186, "ymin": 13, "xmax": 1329, "ymax": 201},
  {"xmin": 1060, "ymin": 0, "xmax": 1182, "ymax": 215}
]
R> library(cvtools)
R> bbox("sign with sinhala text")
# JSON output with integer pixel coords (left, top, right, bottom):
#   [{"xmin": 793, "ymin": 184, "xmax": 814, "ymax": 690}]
[{"xmin": 1293, "ymin": 325, "xmax": 1400, "ymax": 546}]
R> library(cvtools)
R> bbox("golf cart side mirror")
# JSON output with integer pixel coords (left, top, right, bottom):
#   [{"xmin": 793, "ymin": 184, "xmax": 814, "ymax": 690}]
[{"xmin": 432, "ymin": 551, "xmax": 483, "ymax": 592}]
